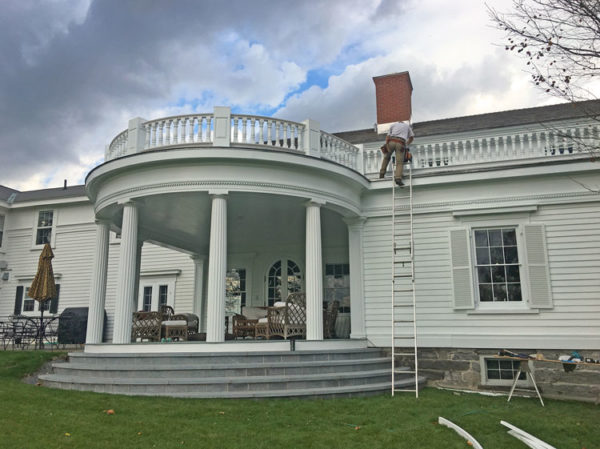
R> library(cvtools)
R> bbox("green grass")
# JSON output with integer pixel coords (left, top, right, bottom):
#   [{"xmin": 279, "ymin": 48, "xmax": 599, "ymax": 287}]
[{"xmin": 0, "ymin": 352, "xmax": 598, "ymax": 449}]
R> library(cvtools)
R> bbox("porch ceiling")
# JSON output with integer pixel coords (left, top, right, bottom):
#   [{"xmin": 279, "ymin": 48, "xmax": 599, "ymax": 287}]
[{"xmin": 124, "ymin": 192, "xmax": 347, "ymax": 255}]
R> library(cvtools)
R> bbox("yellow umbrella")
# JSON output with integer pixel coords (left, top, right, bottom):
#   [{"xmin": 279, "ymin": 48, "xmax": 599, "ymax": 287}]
[{"xmin": 29, "ymin": 243, "xmax": 57, "ymax": 349}]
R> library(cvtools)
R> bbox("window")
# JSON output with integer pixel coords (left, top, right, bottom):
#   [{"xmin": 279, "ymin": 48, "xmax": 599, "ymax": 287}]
[
  {"xmin": 473, "ymin": 228, "xmax": 522, "ymax": 303},
  {"xmin": 267, "ymin": 259, "xmax": 302, "ymax": 306},
  {"xmin": 158, "ymin": 285, "xmax": 168, "ymax": 308},
  {"xmin": 324, "ymin": 263, "xmax": 350, "ymax": 313},
  {"xmin": 23, "ymin": 287, "xmax": 34, "ymax": 312},
  {"xmin": 35, "ymin": 210, "xmax": 54, "ymax": 245},
  {"xmin": 14, "ymin": 284, "xmax": 60, "ymax": 315},
  {"xmin": 137, "ymin": 271, "xmax": 179, "ymax": 311},
  {"xmin": 0, "ymin": 214, "xmax": 5, "ymax": 247},
  {"xmin": 449, "ymin": 224, "xmax": 553, "ymax": 311},
  {"xmin": 142, "ymin": 286, "xmax": 153, "ymax": 312},
  {"xmin": 480, "ymin": 356, "xmax": 531, "ymax": 387},
  {"xmin": 226, "ymin": 268, "xmax": 246, "ymax": 314},
  {"xmin": 137, "ymin": 278, "xmax": 175, "ymax": 312}
]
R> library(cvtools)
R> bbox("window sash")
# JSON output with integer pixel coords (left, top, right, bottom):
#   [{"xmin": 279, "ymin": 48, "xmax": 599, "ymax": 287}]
[{"xmin": 473, "ymin": 227, "xmax": 523, "ymax": 303}]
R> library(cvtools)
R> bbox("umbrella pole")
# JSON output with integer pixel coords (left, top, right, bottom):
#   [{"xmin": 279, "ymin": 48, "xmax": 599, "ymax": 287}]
[{"xmin": 39, "ymin": 306, "xmax": 44, "ymax": 350}]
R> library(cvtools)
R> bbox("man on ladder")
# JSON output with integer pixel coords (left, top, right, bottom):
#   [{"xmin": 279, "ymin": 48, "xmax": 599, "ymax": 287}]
[{"xmin": 379, "ymin": 120, "xmax": 414, "ymax": 186}]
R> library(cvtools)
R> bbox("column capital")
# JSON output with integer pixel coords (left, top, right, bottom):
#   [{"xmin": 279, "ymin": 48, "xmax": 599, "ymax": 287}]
[
  {"xmin": 208, "ymin": 189, "xmax": 229, "ymax": 197},
  {"xmin": 117, "ymin": 199, "xmax": 140, "ymax": 207},
  {"xmin": 343, "ymin": 216, "xmax": 367, "ymax": 228},
  {"xmin": 190, "ymin": 254, "xmax": 208, "ymax": 262},
  {"xmin": 304, "ymin": 198, "xmax": 326, "ymax": 208},
  {"xmin": 94, "ymin": 219, "xmax": 111, "ymax": 226}
]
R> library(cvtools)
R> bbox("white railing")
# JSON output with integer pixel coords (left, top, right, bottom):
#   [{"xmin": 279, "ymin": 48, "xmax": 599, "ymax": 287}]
[
  {"xmin": 320, "ymin": 132, "xmax": 361, "ymax": 170},
  {"xmin": 144, "ymin": 114, "xmax": 214, "ymax": 149},
  {"xmin": 106, "ymin": 109, "xmax": 597, "ymax": 177},
  {"xmin": 362, "ymin": 124, "xmax": 599, "ymax": 175},
  {"xmin": 230, "ymin": 115, "xmax": 304, "ymax": 151}
]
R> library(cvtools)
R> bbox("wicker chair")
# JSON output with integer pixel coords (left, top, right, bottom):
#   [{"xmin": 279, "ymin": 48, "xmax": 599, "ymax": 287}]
[
  {"xmin": 233, "ymin": 307, "xmax": 268, "ymax": 339},
  {"xmin": 131, "ymin": 311, "xmax": 162, "ymax": 342},
  {"xmin": 255, "ymin": 293, "xmax": 306, "ymax": 340}
]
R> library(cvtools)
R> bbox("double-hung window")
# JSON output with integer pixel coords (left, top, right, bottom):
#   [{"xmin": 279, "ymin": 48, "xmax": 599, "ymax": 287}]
[
  {"xmin": 449, "ymin": 224, "xmax": 552, "ymax": 311},
  {"xmin": 33, "ymin": 210, "xmax": 55, "ymax": 247},
  {"xmin": 474, "ymin": 228, "xmax": 522, "ymax": 304}
]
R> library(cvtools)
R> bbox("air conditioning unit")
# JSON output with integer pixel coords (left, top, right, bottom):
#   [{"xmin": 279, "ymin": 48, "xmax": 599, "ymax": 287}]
[{"xmin": 0, "ymin": 260, "xmax": 8, "ymax": 271}]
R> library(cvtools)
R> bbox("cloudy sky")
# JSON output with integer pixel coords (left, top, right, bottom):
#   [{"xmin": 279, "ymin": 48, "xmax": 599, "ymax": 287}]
[{"xmin": 1, "ymin": 0, "xmax": 561, "ymax": 191}]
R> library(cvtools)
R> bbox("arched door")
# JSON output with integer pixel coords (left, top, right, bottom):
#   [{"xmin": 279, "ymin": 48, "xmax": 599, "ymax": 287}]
[{"xmin": 266, "ymin": 259, "xmax": 302, "ymax": 306}]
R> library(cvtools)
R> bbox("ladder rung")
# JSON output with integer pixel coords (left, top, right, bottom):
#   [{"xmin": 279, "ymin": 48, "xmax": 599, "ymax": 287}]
[
  {"xmin": 394, "ymin": 274, "xmax": 413, "ymax": 278},
  {"xmin": 393, "ymin": 353, "xmax": 416, "ymax": 356},
  {"xmin": 394, "ymin": 288, "xmax": 414, "ymax": 292},
  {"xmin": 394, "ymin": 260, "xmax": 413, "ymax": 264},
  {"xmin": 395, "ymin": 370, "xmax": 417, "ymax": 374},
  {"xmin": 393, "ymin": 389, "xmax": 418, "ymax": 393},
  {"xmin": 394, "ymin": 320, "xmax": 414, "ymax": 323},
  {"xmin": 394, "ymin": 336, "xmax": 415, "ymax": 339},
  {"xmin": 394, "ymin": 246, "xmax": 411, "ymax": 251}
]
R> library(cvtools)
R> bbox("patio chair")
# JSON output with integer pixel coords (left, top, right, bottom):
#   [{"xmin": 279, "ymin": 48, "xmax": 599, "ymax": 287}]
[
  {"xmin": 158, "ymin": 305, "xmax": 196, "ymax": 341},
  {"xmin": 232, "ymin": 307, "xmax": 268, "ymax": 339},
  {"xmin": 131, "ymin": 311, "xmax": 162, "ymax": 342},
  {"xmin": 255, "ymin": 292, "xmax": 306, "ymax": 340}
]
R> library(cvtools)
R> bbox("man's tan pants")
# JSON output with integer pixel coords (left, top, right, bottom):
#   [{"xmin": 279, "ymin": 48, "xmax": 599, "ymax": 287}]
[{"xmin": 379, "ymin": 141, "xmax": 406, "ymax": 181}]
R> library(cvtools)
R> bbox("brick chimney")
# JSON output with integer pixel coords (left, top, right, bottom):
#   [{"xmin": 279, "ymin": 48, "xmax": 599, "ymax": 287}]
[{"xmin": 373, "ymin": 71, "xmax": 412, "ymax": 134}]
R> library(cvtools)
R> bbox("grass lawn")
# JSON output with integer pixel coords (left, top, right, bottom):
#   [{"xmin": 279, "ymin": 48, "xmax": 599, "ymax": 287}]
[{"xmin": 0, "ymin": 351, "xmax": 598, "ymax": 449}]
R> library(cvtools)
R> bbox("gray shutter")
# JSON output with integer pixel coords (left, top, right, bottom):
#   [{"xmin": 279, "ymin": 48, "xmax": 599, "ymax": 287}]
[
  {"xmin": 524, "ymin": 224, "xmax": 553, "ymax": 309},
  {"xmin": 449, "ymin": 228, "xmax": 474, "ymax": 309},
  {"xmin": 50, "ymin": 284, "xmax": 60, "ymax": 314},
  {"xmin": 14, "ymin": 286, "xmax": 23, "ymax": 315}
]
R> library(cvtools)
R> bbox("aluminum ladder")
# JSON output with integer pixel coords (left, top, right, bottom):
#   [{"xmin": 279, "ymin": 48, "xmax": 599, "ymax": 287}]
[{"xmin": 391, "ymin": 156, "xmax": 419, "ymax": 397}]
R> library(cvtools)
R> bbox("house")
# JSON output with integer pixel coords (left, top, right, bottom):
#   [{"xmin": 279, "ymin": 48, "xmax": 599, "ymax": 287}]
[{"xmin": 1, "ymin": 72, "xmax": 599, "ymax": 400}]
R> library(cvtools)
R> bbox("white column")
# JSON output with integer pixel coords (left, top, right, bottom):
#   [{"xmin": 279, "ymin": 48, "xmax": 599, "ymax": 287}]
[
  {"xmin": 344, "ymin": 217, "xmax": 366, "ymax": 339},
  {"xmin": 85, "ymin": 220, "xmax": 110, "ymax": 344},
  {"xmin": 112, "ymin": 201, "xmax": 139, "ymax": 344},
  {"xmin": 206, "ymin": 194, "xmax": 227, "ymax": 342},
  {"xmin": 191, "ymin": 255, "xmax": 207, "ymax": 332},
  {"xmin": 132, "ymin": 240, "xmax": 143, "ymax": 312},
  {"xmin": 305, "ymin": 200, "xmax": 324, "ymax": 340}
]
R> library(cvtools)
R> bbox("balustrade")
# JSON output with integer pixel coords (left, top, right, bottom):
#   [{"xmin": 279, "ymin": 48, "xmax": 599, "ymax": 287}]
[
  {"xmin": 230, "ymin": 115, "xmax": 304, "ymax": 150},
  {"xmin": 106, "ymin": 111, "xmax": 597, "ymax": 179}
]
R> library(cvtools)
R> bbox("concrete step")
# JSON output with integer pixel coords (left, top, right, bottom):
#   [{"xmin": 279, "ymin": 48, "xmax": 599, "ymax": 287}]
[
  {"xmin": 51, "ymin": 357, "xmax": 391, "ymax": 378},
  {"xmin": 40, "ymin": 347, "xmax": 427, "ymax": 398},
  {"xmin": 39, "ymin": 372, "xmax": 424, "ymax": 398},
  {"xmin": 65, "ymin": 348, "xmax": 385, "ymax": 367}
]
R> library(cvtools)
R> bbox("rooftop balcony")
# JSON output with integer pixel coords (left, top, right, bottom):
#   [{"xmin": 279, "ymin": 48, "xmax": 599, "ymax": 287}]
[{"xmin": 106, "ymin": 107, "xmax": 597, "ymax": 179}]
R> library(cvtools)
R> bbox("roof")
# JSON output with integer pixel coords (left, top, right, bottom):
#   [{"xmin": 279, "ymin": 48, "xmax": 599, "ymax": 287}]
[
  {"xmin": 334, "ymin": 99, "xmax": 600, "ymax": 144},
  {"xmin": 9, "ymin": 185, "xmax": 87, "ymax": 203},
  {"xmin": 0, "ymin": 185, "xmax": 19, "ymax": 202}
]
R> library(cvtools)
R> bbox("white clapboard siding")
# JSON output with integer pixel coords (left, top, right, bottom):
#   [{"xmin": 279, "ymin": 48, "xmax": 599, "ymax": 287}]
[{"xmin": 362, "ymin": 200, "xmax": 600, "ymax": 349}]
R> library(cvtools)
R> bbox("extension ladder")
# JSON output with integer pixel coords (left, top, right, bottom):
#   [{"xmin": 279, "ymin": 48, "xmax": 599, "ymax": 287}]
[{"xmin": 391, "ymin": 156, "xmax": 419, "ymax": 397}]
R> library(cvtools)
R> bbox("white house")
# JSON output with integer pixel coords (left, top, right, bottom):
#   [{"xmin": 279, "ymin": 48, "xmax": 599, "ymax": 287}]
[{"xmin": 1, "ymin": 72, "xmax": 599, "ymax": 399}]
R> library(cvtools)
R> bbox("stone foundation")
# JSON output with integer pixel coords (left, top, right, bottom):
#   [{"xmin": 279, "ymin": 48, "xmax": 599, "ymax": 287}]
[{"xmin": 388, "ymin": 347, "xmax": 600, "ymax": 403}]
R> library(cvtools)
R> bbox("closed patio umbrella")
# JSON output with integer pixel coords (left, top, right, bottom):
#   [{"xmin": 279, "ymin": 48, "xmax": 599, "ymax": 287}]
[{"xmin": 29, "ymin": 243, "xmax": 57, "ymax": 349}]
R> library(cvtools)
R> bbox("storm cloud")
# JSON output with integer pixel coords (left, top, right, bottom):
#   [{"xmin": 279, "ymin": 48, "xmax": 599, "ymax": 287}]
[{"xmin": 0, "ymin": 0, "xmax": 555, "ymax": 190}]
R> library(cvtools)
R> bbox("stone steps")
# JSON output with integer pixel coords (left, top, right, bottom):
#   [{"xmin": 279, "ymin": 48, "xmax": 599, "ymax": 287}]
[
  {"xmin": 39, "ymin": 347, "xmax": 425, "ymax": 398},
  {"xmin": 50, "ymin": 357, "xmax": 391, "ymax": 378}
]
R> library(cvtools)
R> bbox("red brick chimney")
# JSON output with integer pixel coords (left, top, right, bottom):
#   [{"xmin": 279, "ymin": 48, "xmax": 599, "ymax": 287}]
[{"xmin": 373, "ymin": 72, "xmax": 412, "ymax": 133}]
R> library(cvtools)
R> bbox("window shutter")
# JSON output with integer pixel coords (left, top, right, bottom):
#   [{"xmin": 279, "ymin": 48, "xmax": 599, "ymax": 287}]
[
  {"xmin": 14, "ymin": 286, "xmax": 23, "ymax": 315},
  {"xmin": 524, "ymin": 224, "xmax": 553, "ymax": 309},
  {"xmin": 50, "ymin": 284, "xmax": 60, "ymax": 314},
  {"xmin": 449, "ymin": 228, "xmax": 474, "ymax": 309}
]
